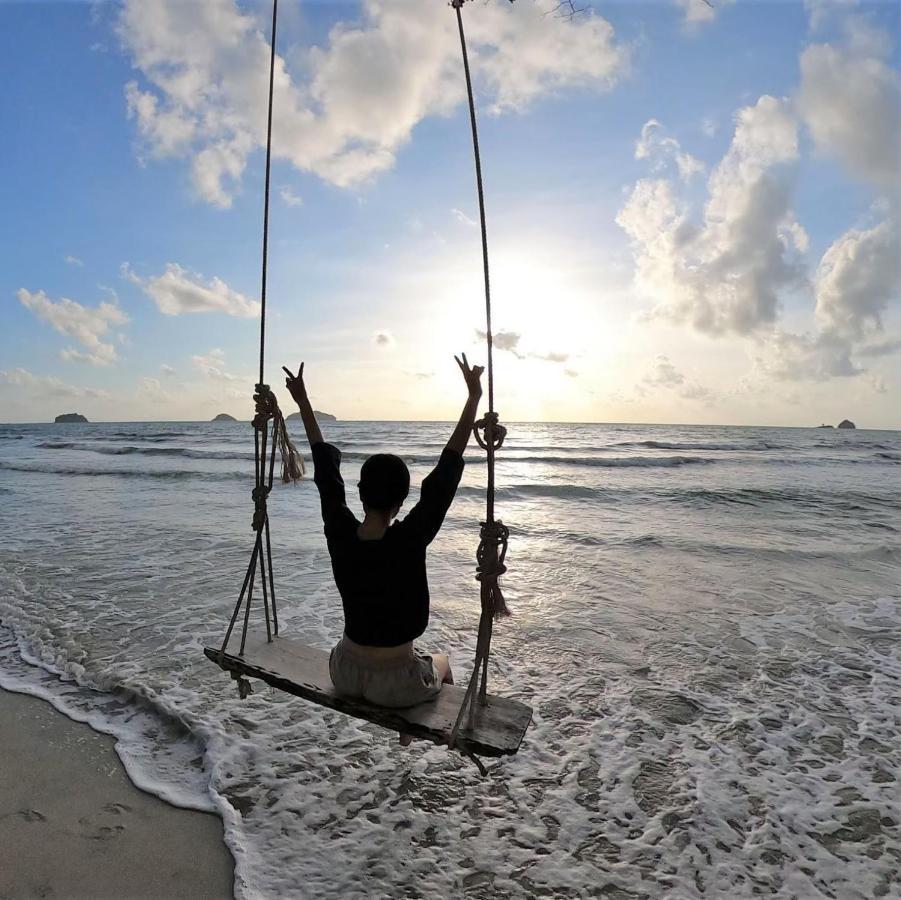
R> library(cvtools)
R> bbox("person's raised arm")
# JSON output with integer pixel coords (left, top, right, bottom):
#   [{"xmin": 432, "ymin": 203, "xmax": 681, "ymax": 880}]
[
  {"xmin": 282, "ymin": 363, "xmax": 323, "ymax": 449},
  {"xmin": 446, "ymin": 353, "xmax": 484, "ymax": 456}
]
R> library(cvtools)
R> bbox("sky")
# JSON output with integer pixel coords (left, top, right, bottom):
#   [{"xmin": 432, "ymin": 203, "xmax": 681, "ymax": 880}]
[{"xmin": 1, "ymin": 0, "xmax": 899, "ymax": 427}]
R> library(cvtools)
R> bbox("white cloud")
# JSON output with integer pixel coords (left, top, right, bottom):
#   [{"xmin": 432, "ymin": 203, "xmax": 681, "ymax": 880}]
[
  {"xmin": 815, "ymin": 218, "xmax": 900, "ymax": 340},
  {"xmin": 17, "ymin": 288, "xmax": 127, "ymax": 366},
  {"xmin": 644, "ymin": 355, "xmax": 685, "ymax": 387},
  {"xmin": 117, "ymin": 0, "xmax": 628, "ymax": 206},
  {"xmin": 191, "ymin": 348, "xmax": 242, "ymax": 382},
  {"xmin": 798, "ymin": 25, "xmax": 901, "ymax": 189},
  {"xmin": 634, "ymin": 119, "xmax": 704, "ymax": 181},
  {"xmin": 638, "ymin": 355, "xmax": 716, "ymax": 403},
  {"xmin": 0, "ymin": 368, "xmax": 110, "ymax": 399},
  {"xmin": 618, "ymin": 95, "xmax": 805, "ymax": 336},
  {"xmin": 701, "ymin": 116, "xmax": 718, "ymax": 138},
  {"xmin": 803, "ymin": 0, "xmax": 859, "ymax": 32},
  {"xmin": 140, "ymin": 377, "xmax": 176, "ymax": 404},
  {"xmin": 751, "ymin": 329, "xmax": 860, "ymax": 381},
  {"xmin": 280, "ymin": 186, "xmax": 303, "ymax": 207},
  {"xmin": 473, "ymin": 328, "xmax": 569, "ymax": 363},
  {"xmin": 124, "ymin": 263, "xmax": 260, "ymax": 318},
  {"xmin": 451, "ymin": 208, "xmax": 477, "ymax": 227},
  {"xmin": 676, "ymin": 0, "xmax": 732, "ymax": 28},
  {"xmin": 64, "ymin": 255, "xmax": 84, "ymax": 267},
  {"xmin": 160, "ymin": 364, "xmax": 177, "ymax": 377}
]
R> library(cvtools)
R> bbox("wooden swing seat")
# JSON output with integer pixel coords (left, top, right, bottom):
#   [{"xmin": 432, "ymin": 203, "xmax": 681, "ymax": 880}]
[{"xmin": 204, "ymin": 635, "xmax": 532, "ymax": 758}]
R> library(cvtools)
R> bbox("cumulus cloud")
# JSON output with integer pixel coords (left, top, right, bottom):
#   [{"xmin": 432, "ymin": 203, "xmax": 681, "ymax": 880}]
[
  {"xmin": 618, "ymin": 95, "xmax": 806, "ymax": 337},
  {"xmin": 798, "ymin": 23, "xmax": 901, "ymax": 189},
  {"xmin": 160, "ymin": 363, "xmax": 177, "ymax": 376},
  {"xmin": 17, "ymin": 288, "xmax": 127, "ymax": 366},
  {"xmin": 815, "ymin": 218, "xmax": 900, "ymax": 340},
  {"xmin": 373, "ymin": 330, "xmax": 394, "ymax": 347},
  {"xmin": 0, "ymin": 368, "xmax": 110, "ymax": 399},
  {"xmin": 64, "ymin": 255, "xmax": 84, "ymax": 267},
  {"xmin": 756, "ymin": 214, "xmax": 901, "ymax": 381},
  {"xmin": 117, "ymin": 0, "xmax": 628, "ymax": 206},
  {"xmin": 635, "ymin": 119, "xmax": 704, "ymax": 181},
  {"xmin": 123, "ymin": 263, "xmax": 260, "ymax": 318}
]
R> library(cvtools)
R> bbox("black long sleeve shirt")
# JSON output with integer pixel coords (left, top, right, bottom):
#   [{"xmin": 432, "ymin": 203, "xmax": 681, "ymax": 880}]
[{"xmin": 312, "ymin": 441, "xmax": 465, "ymax": 647}]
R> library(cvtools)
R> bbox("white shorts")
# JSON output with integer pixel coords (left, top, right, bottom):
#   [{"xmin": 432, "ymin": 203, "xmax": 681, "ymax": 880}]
[{"xmin": 329, "ymin": 636, "xmax": 442, "ymax": 708}]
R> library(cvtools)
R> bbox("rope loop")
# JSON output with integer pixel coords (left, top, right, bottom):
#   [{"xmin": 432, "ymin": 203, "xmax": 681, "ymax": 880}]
[
  {"xmin": 475, "ymin": 519, "xmax": 510, "ymax": 618},
  {"xmin": 253, "ymin": 383, "xmax": 277, "ymax": 430},
  {"xmin": 476, "ymin": 519, "xmax": 509, "ymax": 580},
  {"xmin": 473, "ymin": 411, "xmax": 506, "ymax": 452},
  {"xmin": 251, "ymin": 484, "xmax": 271, "ymax": 532}
]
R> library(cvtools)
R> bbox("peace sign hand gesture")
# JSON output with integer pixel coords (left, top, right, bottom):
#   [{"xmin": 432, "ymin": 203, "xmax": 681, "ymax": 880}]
[
  {"xmin": 454, "ymin": 352, "xmax": 484, "ymax": 400},
  {"xmin": 282, "ymin": 363, "xmax": 307, "ymax": 406}
]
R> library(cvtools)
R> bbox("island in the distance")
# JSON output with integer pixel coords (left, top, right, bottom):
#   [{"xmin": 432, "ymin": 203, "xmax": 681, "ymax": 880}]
[
  {"xmin": 837, "ymin": 419, "xmax": 856, "ymax": 429},
  {"xmin": 287, "ymin": 410, "xmax": 337, "ymax": 422},
  {"xmin": 212, "ymin": 413, "xmax": 237, "ymax": 422},
  {"xmin": 54, "ymin": 413, "xmax": 88, "ymax": 423}
]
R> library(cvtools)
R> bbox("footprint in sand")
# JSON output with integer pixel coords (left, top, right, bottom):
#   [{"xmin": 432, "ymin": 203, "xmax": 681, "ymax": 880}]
[
  {"xmin": 103, "ymin": 802, "xmax": 132, "ymax": 815},
  {"xmin": 86, "ymin": 824, "xmax": 126, "ymax": 841},
  {"xmin": 18, "ymin": 808, "xmax": 47, "ymax": 823}
]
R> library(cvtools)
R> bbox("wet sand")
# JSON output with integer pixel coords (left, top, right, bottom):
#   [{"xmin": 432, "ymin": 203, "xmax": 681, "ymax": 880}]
[{"xmin": 0, "ymin": 688, "xmax": 234, "ymax": 899}]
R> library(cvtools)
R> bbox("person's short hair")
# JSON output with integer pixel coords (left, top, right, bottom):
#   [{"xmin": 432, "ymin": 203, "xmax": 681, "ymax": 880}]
[{"xmin": 358, "ymin": 454, "xmax": 410, "ymax": 512}]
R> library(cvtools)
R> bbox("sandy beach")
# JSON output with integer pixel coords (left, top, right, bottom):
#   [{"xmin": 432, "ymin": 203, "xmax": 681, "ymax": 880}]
[{"xmin": 0, "ymin": 688, "xmax": 234, "ymax": 900}]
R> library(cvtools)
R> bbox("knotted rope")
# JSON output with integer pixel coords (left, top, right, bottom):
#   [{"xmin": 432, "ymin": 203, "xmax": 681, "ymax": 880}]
[
  {"xmin": 219, "ymin": 0, "xmax": 305, "ymax": 673},
  {"xmin": 449, "ymin": 0, "xmax": 512, "ymax": 755}
]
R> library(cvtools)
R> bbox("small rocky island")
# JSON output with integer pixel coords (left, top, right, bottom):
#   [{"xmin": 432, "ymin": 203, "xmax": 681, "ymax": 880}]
[
  {"xmin": 287, "ymin": 410, "xmax": 337, "ymax": 422},
  {"xmin": 837, "ymin": 419, "xmax": 856, "ymax": 429},
  {"xmin": 212, "ymin": 413, "xmax": 237, "ymax": 422},
  {"xmin": 54, "ymin": 413, "xmax": 88, "ymax": 423}
]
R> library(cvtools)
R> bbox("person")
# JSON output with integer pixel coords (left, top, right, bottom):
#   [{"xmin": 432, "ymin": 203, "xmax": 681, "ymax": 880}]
[{"xmin": 280, "ymin": 353, "xmax": 484, "ymax": 745}]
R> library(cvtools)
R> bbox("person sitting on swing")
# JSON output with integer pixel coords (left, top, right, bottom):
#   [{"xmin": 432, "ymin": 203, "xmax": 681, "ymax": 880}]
[{"xmin": 281, "ymin": 353, "xmax": 484, "ymax": 743}]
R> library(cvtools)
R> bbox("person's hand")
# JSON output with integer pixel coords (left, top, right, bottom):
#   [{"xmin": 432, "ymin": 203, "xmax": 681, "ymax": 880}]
[
  {"xmin": 282, "ymin": 363, "xmax": 307, "ymax": 406},
  {"xmin": 454, "ymin": 352, "xmax": 484, "ymax": 399}
]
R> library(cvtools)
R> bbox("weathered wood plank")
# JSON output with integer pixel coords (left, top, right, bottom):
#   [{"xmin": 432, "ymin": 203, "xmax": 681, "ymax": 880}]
[{"xmin": 204, "ymin": 636, "xmax": 532, "ymax": 758}]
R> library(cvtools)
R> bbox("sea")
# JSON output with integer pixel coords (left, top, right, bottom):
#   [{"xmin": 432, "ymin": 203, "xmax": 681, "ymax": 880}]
[{"xmin": 0, "ymin": 420, "xmax": 899, "ymax": 899}]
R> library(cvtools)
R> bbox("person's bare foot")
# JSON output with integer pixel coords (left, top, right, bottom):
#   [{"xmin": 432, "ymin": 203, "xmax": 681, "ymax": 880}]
[{"xmin": 399, "ymin": 733, "xmax": 413, "ymax": 746}]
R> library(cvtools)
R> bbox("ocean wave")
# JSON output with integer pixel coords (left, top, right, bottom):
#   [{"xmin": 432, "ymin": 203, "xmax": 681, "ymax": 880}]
[
  {"xmin": 36, "ymin": 442, "xmax": 255, "ymax": 461},
  {"xmin": 505, "ymin": 453, "xmax": 715, "ymax": 468},
  {"xmin": 108, "ymin": 430, "xmax": 195, "ymax": 439},
  {"xmin": 36, "ymin": 440, "xmax": 718, "ymax": 471},
  {"xmin": 611, "ymin": 439, "xmax": 786, "ymax": 452},
  {"xmin": 0, "ymin": 461, "xmax": 244, "ymax": 482}
]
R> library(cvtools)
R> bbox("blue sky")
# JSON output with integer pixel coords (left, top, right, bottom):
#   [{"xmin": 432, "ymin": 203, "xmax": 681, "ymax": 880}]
[{"xmin": 1, "ymin": 0, "xmax": 898, "ymax": 426}]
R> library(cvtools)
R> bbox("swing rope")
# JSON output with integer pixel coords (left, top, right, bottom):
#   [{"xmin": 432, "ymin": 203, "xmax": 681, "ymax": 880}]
[
  {"xmin": 219, "ymin": 0, "xmax": 303, "ymax": 669},
  {"xmin": 220, "ymin": 0, "xmax": 512, "ymax": 753},
  {"xmin": 449, "ymin": 0, "xmax": 511, "ymax": 750}
]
